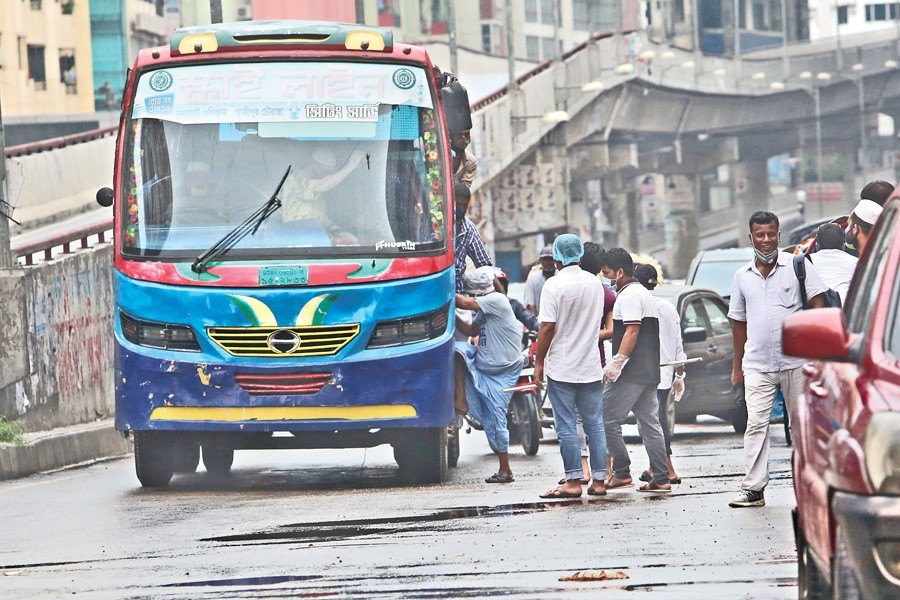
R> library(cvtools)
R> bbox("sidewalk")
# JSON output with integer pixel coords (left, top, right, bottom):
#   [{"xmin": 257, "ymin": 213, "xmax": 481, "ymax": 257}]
[{"xmin": 0, "ymin": 419, "xmax": 131, "ymax": 481}]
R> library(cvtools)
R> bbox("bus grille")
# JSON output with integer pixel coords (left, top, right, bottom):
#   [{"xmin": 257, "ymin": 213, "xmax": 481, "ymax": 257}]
[
  {"xmin": 234, "ymin": 372, "xmax": 332, "ymax": 396},
  {"xmin": 207, "ymin": 324, "xmax": 360, "ymax": 357}
]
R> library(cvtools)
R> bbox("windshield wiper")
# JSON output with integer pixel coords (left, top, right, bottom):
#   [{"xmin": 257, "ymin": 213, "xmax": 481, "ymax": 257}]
[{"xmin": 191, "ymin": 165, "xmax": 291, "ymax": 274}]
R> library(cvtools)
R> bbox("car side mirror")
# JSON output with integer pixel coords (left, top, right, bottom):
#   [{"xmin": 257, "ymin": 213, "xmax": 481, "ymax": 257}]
[
  {"xmin": 783, "ymin": 307, "xmax": 851, "ymax": 361},
  {"xmin": 682, "ymin": 326, "xmax": 707, "ymax": 343},
  {"xmin": 96, "ymin": 187, "xmax": 114, "ymax": 207}
]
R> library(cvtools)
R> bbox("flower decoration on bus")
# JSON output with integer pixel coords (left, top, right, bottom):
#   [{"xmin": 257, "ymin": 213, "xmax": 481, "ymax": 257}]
[
  {"xmin": 422, "ymin": 109, "xmax": 443, "ymax": 241},
  {"xmin": 124, "ymin": 122, "xmax": 142, "ymax": 248}
]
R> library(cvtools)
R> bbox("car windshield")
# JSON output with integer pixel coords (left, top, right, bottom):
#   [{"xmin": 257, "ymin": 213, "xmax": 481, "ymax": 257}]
[
  {"xmin": 692, "ymin": 261, "xmax": 748, "ymax": 297},
  {"xmin": 121, "ymin": 62, "xmax": 447, "ymax": 260}
]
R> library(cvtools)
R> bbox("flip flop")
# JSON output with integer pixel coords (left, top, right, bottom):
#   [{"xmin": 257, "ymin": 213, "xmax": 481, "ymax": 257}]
[
  {"xmin": 558, "ymin": 477, "xmax": 590, "ymax": 485},
  {"xmin": 606, "ymin": 476, "xmax": 633, "ymax": 490},
  {"xmin": 587, "ymin": 484, "xmax": 607, "ymax": 496},
  {"xmin": 639, "ymin": 470, "xmax": 653, "ymax": 483},
  {"xmin": 485, "ymin": 472, "xmax": 514, "ymax": 484},
  {"xmin": 637, "ymin": 482, "xmax": 672, "ymax": 493},
  {"xmin": 539, "ymin": 487, "xmax": 582, "ymax": 499}
]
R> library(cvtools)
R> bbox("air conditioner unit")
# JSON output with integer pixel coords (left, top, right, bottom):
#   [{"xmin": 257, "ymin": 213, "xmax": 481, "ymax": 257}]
[{"xmin": 236, "ymin": 7, "xmax": 250, "ymax": 19}]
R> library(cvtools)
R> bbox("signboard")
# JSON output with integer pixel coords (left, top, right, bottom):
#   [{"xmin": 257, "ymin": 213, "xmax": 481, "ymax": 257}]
[{"xmin": 132, "ymin": 62, "xmax": 433, "ymax": 124}]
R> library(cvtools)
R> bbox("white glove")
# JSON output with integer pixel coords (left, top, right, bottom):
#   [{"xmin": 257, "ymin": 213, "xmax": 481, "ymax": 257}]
[
  {"xmin": 672, "ymin": 375, "xmax": 685, "ymax": 402},
  {"xmin": 603, "ymin": 354, "xmax": 629, "ymax": 383}
]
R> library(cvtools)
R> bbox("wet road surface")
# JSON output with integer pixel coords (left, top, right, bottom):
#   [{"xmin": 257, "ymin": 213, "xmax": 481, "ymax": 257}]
[{"xmin": 0, "ymin": 420, "xmax": 797, "ymax": 598}]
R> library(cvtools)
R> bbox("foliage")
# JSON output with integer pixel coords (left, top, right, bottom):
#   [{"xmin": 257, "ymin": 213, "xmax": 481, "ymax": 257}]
[{"xmin": 0, "ymin": 417, "xmax": 24, "ymax": 446}]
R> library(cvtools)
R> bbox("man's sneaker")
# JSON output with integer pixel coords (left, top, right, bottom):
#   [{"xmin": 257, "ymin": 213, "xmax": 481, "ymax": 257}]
[{"xmin": 728, "ymin": 489, "xmax": 765, "ymax": 508}]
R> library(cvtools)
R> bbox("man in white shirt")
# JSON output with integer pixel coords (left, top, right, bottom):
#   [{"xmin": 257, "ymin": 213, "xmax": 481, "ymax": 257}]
[
  {"xmin": 808, "ymin": 223, "xmax": 857, "ymax": 304},
  {"xmin": 728, "ymin": 211, "xmax": 827, "ymax": 508},
  {"xmin": 634, "ymin": 263, "xmax": 686, "ymax": 485},
  {"xmin": 534, "ymin": 234, "xmax": 608, "ymax": 498},
  {"xmin": 599, "ymin": 249, "xmax": 671, "ymax": 493}
]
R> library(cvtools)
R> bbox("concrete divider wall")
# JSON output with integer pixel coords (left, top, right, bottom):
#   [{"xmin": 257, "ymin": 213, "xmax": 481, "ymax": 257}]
[
  {"xmin": 6, "ymin": 135, "xmax": 116, "ymax": 232},
  {"xmin": 0, "ymin": 244, "xmax": 116, "ymax": 432}
]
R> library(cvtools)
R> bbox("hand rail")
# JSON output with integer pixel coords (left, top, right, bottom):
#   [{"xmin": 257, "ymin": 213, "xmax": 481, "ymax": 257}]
[
  {"xmin": 12, "ymin": 215, "xmax": 114, "ymax": 266},
  {"xmin": 5, "ymin": 126, "xmax": 117, "ymax": 158}
]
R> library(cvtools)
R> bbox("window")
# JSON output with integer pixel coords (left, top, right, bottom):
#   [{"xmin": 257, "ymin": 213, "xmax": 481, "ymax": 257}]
[
  {"xmin": 541, "ymin": 36, "xmax": 556, "ymax": 60},
  {"xmin": 26, "ymin": 44, "xmax": 46, "ymax": 90},
  {"xmin": 701, "ymin": 296, "xmax": 732, "ymax": 336},
  {"xmin": 30, "ymin": 0, "xmax": 42, "ymax": 10},
  {"xmin": 682, "ymin": 298, "xmax": 710, "ymax": 332},
  {"xmin": 887, "ymin": 257, "xmax": 900, "ymax": 357},
  {"xmin": 844, "ymin": 206, "xmax": 898, "ymax": 335},
  {"xmin": 864, "ymin": 3, "xmax": 898, "ymax": 21},
  {"xmin": 837, "ymin": 5, "xmax": 849, "ymax": 24},
  {"xmin": 674, "ymin": 0, "xmax": 685, "ymax": 22},
  {"xmin": 481, "ymin": 24, "xmax": 492, "ymax": 54},
  {"xmin": 524, "ymin": 0, "xmax": 538, "ymax": 22},
  {"xmin": 59, "ymin": 49, "xmax": 76, "ymax": 94},
  {"xmin": 540, "ymin": 0, "xmax": 557, "ymax": 25},
  {"xmin": 525, "ymin": 36, "xmax": 540, "ymax": 61},
  {"xmin": 573, "ymin": 0, "xmax": 588, "ymax": 27}
]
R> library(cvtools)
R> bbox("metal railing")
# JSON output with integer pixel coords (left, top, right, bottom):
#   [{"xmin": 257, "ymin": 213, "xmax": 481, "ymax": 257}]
[
  {"xmin": 11, "ymin": 215, "xmax": 113, "ymax": 266},
  {"xmin": 5, "ymin": 125, "xmax": 117, "ymax": 158}
]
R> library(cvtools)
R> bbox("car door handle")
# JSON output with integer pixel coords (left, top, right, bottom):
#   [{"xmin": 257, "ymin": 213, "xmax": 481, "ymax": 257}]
[
  {"xmin": 809, "ymin": 382, "xmax": 828, "ymax": 398},
  {"xmin": 707, "ymin": 345, "xmax": 718, "ymax": 353},
  {"xmin": 802, "ymin": 364, "xmax": 818, "ymax": 377}
]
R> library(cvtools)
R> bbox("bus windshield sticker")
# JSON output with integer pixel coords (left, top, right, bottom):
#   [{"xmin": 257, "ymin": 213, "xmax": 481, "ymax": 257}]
[
  {"xmin": 374, "ymin": 240, "xmax": 416, "ymax": 251},
  {"xmin": 259, "ymin": 265, "xmax": 309, "ymax": 287},
  {"xmin": 133, "ymin": 63, "xmax": 432, "ymax": 125}
]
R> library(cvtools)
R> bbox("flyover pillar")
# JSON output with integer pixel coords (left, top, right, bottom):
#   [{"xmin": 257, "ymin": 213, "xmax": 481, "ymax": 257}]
[{"xmin": 732, "ymin": 160, "xmax": 768, "ymax": 239}]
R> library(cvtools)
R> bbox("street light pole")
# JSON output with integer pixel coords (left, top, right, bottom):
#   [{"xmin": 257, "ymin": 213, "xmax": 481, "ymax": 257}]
[
  {"xmin": 505, "ymin": 0, "xmax": 516, "ymax": 91},
  {"xmin": 857, "ymin": 71, "xmax": 867, "ymax": 170},
  {"xmin": 448, "ymin": 0, "xmax": 458, "ymax": 76},
  {"xmin": 814, "ymin": 84, "xmax": 825, "ymax": 218},
  {"xmin": 781, "ymin": 0, "xmax": 790, "ymax": 79},
  {"xmin": 0, "ymin": 96, "xmax": 14, "ymax": 269}
]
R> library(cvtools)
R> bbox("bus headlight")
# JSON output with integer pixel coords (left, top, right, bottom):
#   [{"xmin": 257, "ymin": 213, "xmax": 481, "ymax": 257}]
[
  {"xmin": 367, "ymin": 304, "xmax": 449, "ymax": 349},
  {"xmin": 865, "ymin": 413, "xmax": 900, "ymax": 495},
  {"xmin": 119, "ymin": 311, "xmax": 201, "ymax": 352}
]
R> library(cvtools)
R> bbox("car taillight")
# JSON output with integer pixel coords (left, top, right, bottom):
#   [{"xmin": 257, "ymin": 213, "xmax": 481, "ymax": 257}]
[
  {"xmin": 864, "ymin": 412, "xmax": 900, "ymax": 495},
  {"xmin": 367, "ymin": 304, "xmax": 450, "ymax": 349},
  {"xmin": 119, "ymin": 311, "xmax": 201, "ymax": 352}
]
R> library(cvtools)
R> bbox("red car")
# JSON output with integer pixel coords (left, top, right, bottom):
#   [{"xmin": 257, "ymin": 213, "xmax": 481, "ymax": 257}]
[{"xmin": 782, "ymin": 197, "xmax": 900, "ymax": 599}]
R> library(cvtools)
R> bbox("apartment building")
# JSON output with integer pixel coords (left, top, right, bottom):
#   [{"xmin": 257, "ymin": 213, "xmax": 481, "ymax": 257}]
[{"xmin": 0, "ymin": 0, "xmax": 95, "ymax": 116}]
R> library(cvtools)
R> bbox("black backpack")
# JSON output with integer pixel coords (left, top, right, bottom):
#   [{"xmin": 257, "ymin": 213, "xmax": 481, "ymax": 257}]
[{"xmin": 792, "ymin": 254, "xmax": 842, "ymax": 309}]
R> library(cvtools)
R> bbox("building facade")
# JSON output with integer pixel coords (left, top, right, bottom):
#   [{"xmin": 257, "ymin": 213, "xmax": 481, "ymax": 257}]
[{"xmin": 0, "ymin": 0, "xmax": 95, "ymax": 116}]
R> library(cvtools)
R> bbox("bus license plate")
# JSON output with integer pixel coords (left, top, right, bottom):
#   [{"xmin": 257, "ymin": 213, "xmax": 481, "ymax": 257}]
[{"xmin": 259, "ymin": 266, "xmax": 308, "ymax": 286}]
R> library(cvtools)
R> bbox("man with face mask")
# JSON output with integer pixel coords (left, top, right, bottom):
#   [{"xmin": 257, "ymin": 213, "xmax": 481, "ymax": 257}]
[
  {"xmin": 727, "ymin": 211, "xmax": 827, "ymax": 508},
  {"xmin": 451, "ymin": 129, "xmax": 477, "ymax": 187},
  {"xmin": 524, "ymin": 246, "xmax": 557, "ymax": 316}
]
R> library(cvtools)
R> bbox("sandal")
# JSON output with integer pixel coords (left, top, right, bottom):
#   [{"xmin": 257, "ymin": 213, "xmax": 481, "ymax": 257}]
[
  {"xmin": 485, "ymin": 472, "xmax": 514, "ymax": 484},
  {"xmin": 539, "ymin": 487, "xmax": 582, "ymax": 499},
  {"xmin": 587, "ymin": 482, "xmax": 607, "ymax": 496},
  {"xmin": 606, "ymin": 476, "xmax": 633, "ymax": 490},
  {"xmin": 637, "ymin": 481, "xmax": 672, "ymax": 493},
  {"xmin": 558, "ymin": 477, "xmax": 590, "ymax": 485},
  {"xmin": 640, "ymin": 470, "xmax": 681, "ymax": 485}
]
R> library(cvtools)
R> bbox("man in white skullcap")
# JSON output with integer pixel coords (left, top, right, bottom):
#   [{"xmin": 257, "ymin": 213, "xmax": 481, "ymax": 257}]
[
  {"xmin": 454, "ymin": 266, "xmax": 524, "ymax": 484},
  {"xmin": 846, "ymin": 199, "xmax": 883, "ymax": 257}
]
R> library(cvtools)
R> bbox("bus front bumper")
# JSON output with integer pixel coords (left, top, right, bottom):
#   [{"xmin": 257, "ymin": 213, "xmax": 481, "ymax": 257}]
[{"xmin": 115, "ymin": 339, "xmax": 454, "ymax": 433}]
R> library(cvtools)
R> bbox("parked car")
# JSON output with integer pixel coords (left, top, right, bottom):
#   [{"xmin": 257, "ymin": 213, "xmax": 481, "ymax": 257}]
[
  {"xmin": 651, "ymin": 285, "xmax": 741, "ymax": 432},
  {"xmin": 787, "ymin": 215, "xmax": 844, "ymax": 246},
  {"xmin": 685, "ymin": 248, "xmax": 753, "ymax": 300},
  {"xmin": 782, "ymin": 197, "xmax": 900, "ymax": 599}
]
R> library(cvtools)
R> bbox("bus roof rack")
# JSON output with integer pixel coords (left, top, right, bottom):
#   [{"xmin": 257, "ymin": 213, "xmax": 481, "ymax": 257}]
[{"xmin": 170, "ymin": 20, "xmax": 394, "ymax": 55}]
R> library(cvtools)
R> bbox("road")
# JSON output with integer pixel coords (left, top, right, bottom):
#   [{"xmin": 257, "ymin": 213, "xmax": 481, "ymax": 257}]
[{"xmin": 0, "ymin": 420, "xmax": 797, "ymax": 599}]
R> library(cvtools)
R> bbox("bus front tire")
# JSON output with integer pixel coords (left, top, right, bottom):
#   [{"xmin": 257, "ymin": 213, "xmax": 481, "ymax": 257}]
[
  {"xmin": 133, "ymin": 431, "xmax": 175, "ymax": 488},
  {"xmin": 393, "ymin": 428, "xmax": 448, "ymax": 484},
  {"xmin": 202, "ymin": 446, "xmax": 234, "ymax": 475}
]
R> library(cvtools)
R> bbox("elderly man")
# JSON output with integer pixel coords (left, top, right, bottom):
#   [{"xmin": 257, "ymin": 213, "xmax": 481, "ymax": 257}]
[
  {"xmin": 534, "ymin": 234, "xmax": 608, "ymax": 499},
  {"xmin": 524, "ymin": 245, "xmax": 556, "ymax": 316},
  {"xmin": 455, "ymin": 266, "xmax": 524, "ymax": 484}
]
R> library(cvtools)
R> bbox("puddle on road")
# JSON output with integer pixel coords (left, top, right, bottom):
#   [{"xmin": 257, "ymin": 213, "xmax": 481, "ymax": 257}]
[{"xmin": 202, "ymin": 499, "xmax": 626, "ymax": 546}]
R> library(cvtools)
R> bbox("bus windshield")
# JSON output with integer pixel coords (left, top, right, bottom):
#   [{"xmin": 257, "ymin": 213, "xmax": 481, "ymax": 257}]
[{"xmin": 122, "ymin": 61, "xmax": 447, "ymax": 260}]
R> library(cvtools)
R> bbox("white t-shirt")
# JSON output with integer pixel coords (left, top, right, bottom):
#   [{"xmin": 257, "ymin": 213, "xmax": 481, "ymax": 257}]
[
  {"xmin": 655, "ymin": 297, "xmax": 686, "ymax": 390},
  {"xmin": 538, "ymin": 265, "xmax": 604, "ymax": 383},
  {"xmin": 809, "ymin": 249, "xmax": 857, "ymax": 304}
]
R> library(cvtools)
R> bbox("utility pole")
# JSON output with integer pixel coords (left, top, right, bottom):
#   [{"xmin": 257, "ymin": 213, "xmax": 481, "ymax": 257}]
[
  {"xmin": 505, "ymin": 0, "xmax": 516, "ymax": 91},
  {"xmin": 448, "ymin": 0, "xmax": 458, "ymax": 76},
  {"xmin": 355, "ymin": 0, "xmax": 365, "ymax": 24},
  {"xmin": 210, "ymin": 0, "xmax": 222, "ymax": 24},
  {"xmin": 0, "ymin": 96, "xmax": 14, "ymax": 269}
]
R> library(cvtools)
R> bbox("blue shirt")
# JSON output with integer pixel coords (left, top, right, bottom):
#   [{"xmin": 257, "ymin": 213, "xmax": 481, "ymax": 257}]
[{"xmin": 455, "ymin": 217, "xmax": 492, "ymax": 292}]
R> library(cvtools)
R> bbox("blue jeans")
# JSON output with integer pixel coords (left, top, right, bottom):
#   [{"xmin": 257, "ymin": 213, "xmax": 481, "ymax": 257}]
[{"xmin": 547, "ymin": 378, "xmax": 607, "ymax": 481}]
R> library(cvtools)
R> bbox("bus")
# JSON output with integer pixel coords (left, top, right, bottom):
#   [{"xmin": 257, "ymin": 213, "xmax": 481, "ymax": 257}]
[{"xmin": 97, "ymin": 20, "xmax": 470, "ymax": 487}]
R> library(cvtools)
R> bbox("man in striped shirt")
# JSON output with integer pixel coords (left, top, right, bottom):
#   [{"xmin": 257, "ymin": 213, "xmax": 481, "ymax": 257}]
[{"xmin": 454, "ymin": 183, "xmax": 492, "ymax": 292}]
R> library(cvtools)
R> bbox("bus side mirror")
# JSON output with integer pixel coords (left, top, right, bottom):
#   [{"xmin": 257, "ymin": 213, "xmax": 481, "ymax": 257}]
[
  {"xmin": 682, "ymin": 326, "xmax": 707, "ymax": 343},
  {"xmin": 440, "ymin": 79, "xmax": 472, "ymax": 134},
  {"xmin": 96, "ymin": 187, "xmax": 114, "ymax": 207}
]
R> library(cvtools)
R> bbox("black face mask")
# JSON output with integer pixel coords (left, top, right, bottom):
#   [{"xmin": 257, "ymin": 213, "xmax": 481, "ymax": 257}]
[{"xmin": 455, "ymin": 208, "xmax": 466, "ymax": 221}]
